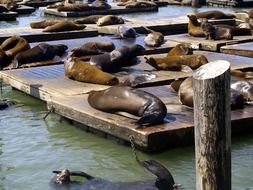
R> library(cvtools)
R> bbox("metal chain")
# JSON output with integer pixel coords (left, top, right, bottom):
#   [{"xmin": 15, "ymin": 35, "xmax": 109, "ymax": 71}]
[
  {"xmin": 129, "ymin": 135, "xmax": 140, "ymax": 163},
  {"xmin": 43, "ymin": 106, "xmax": 55, "ymax": 120}
]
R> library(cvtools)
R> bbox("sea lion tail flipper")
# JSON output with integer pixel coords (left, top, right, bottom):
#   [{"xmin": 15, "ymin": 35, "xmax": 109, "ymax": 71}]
[{"xmin": 144, "ymin": 56, "xmax": 161, "ymax": 70}]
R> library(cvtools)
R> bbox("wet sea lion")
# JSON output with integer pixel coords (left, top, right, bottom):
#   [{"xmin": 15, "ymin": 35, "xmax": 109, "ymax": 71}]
[
  {"xmin": 90, "ymin": 44, "xmax": 145, "ymax": 72},
  {"xmin": 0, "ymin": 48, "xmax": 11, "ymax": 69},
  {"xmin": 74, "ymin": 15, "xmax": 103, "ymax": 24},
  {"xmin": 71, "ymin": 41, "xmax": 115, "ymax": 57},
  {"xmin": 65, "ymin": 57, "xmax": 119, "ymax": 85},
  {"xmin": 43, "ymin": 21, "xmax": 86, "ymax": 32},
  {"xmin": 5, "ymin": 37, "xmax": 30, "ymax": 58},
  {"xmin": 187, "ymin": 14, "xmax": 205, "ymax": 37},
  {"xmin": 125, "ymin": 1, "xmax": 158, "ymax": 8},
  {"xmin": 96, "ymin": 15, "xmax": 125, "ymax": 26},
  {"xmin": 13, "ymin": 43, "xmax": 68, "ymax": 68},
  {"xmin": 166, "ymin": 44, "xmax": 193, "ymax": 56},
  {"xmin": 143, "ymin": 27, "xmax": 164, "ymax": 47},
  {"xmin": 201, "ymin": 21, "xmax": 233, "ymax": 40},
  {"xmin": 0, "ymin": 99, "xmax": 16, "ymax": 110},
  {"xmin": 0, "ymin": 35, "xmax": 20, "ymax": 51},
  {"xmin": 91, "ymin": 0, "xmax": 111, "ymax": 10},
  {"xmin": 145, "ymin": 54, "xmax": 208, "ymax": 71},
  {"xmin": 57, "ymin": 3, "xmax": 91, "ymax": 12},
  {"xmin": 88, "ymin": 86, "xmax": 167, "ymax": 125},
  {"xmin": 231, "ymin": 81, "xmax": 253, "ymax": 103},
  {"xmin": 118, "ymin": 25, "xmax": 137, "ymax": 38},
  {"xmin": 30, "ymin": 20, "xmax": 60, "ymax": 29},
  {"xmin": 195, "ymin": 10, "xmax": 235, "ymax": 19}
]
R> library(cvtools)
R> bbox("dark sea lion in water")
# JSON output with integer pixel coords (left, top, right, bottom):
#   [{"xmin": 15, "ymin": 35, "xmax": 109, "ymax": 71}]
[
  {"xmin": 187, "ymin": 14, "xmax": 205, "ymax": 37},
  {"xmin": 43, "ymin": 21, "xmax": 86, "ymax": 32},
  {"xmin": 30, "ymin": 20, "xmax": 60, "ymax": 29},
  {"xmin": 231, "ymin": 80, "xmax": 253, "ymax": 104},
  {"xmin": 166, "ymin": 44, "xmax": 193, "ymax": 57},
  {"xmin": 71, "ymin": 41, "xmax": 115, "ymax": 57},
  {"xmin": 74, "ymin": 15, "xmax": 103, "ymax": 24},
  {"xmin": 91, "ymin": 0, "xmax": 111, "ymax": 10},
  {"xmin": 195, "ymin": 10, "xmax": 235, "ymax": 19},
  {"xmin": 90, "ymin": 44, "xmax": 145, "ymax": 73},
  {"xmin": 57, "ymin": 3, "xmax": 91, "ymax": 12},
  {"xmin": 201, "ymin": 21, "xmax": 233, "ymax": 40},
  {"xmin": 13, "ymin": 43, "xmax": 68, "ymax": 68},
  {"xmin": 0, "ymin": 48, "xmax": 11, "ymax": 69},
  {"xmin": 96, "ymin": 15, "xmax": 125, "ymax": 26},
  {"xmin": 143, "ymin": 27, "xmax": 164, "ymax": 47},
  {"xmin": 145, "ymin": 54, "xmax": 208, "ymax": 71},
  {"xmin": 5, "ymin": 37, "xmax": 30, "ymax": 58},
  {"xmin": 88, "ymin": 86, "xmax": 167, "ymax": 125},
  {"xmin": 0, "ymin": 99, "xmax": 16, "ymax": 110},
  {"xmin": 65, "ymin": 57, "xmax": 119, "ymax": 85}
]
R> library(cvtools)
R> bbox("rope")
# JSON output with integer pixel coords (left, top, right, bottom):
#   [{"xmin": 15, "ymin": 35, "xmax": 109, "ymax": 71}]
[
  {"xmin": 43, "ymin": 106, "xmax": 55, "ymax": 120},
  {"xmin": 129, "ymin": 135, "xmax": 140, "ymax": 163}
]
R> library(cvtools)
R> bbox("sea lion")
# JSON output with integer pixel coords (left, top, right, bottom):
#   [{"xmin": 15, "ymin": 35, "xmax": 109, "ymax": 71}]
[
  {"xmin": 30, "ymin": 20, "xmax": 60, "ymax": 29},
  {"xmin": 90, "ymin": 44, "xmax": 145, "ymax": 72},
  {"xmin": 0, "ymin": 35, "xmax": 21, "ymax": 51},
  {"xmin": 166, "ymin": 44, "xmax": 193, "ymax": 57},
  {"xmin": 201, "ymin": 21, "xmax": 233, "ymax": 40},
  {"xmin": 65, "ymin": 57, "xmax": 119, "ymax": 85},
  {"xmin": 47, "ymin": 2, "xmax": 64, "ymax": 9},
  {"xmin": 88, "ymin": 86, "xmax": 167, "ymax": 125},
  {"xmin": 13, "ymin": 43, "xmax": 68, "ymax": 68},
  {"xmin": 231, "ymin": 80, "xmax": 253, "ymax": 103},
  {"xmin": 91, "ymin": 0, "xmax": 111, "ymax": 10},
  {"xmin": 0, "ymin": 99, "xmax": 16, "ymax": 110},
  {"xmin": 231, "ymin": 69, "xmax": 253, "ymax": 80},
  {"xmin": 74, "ymin": 15, "xmax": 103, "ymax": 24},
  {"xmin": 249, "ymin": 9, "xmax": 253, "ymax": 19},
  {"xmin": 118, "ymin": 25, "xmax": 137, "ymax": 38},
  {"xmin": 0, "ymin": 48, "xmax": 11, "ymax": 69},
  {"xmin": 43, "ymin": 21, "xmax": 86, "ymax": 32},
  {"xmin": 57, "ymin": 3, "xmax": 91, "ymax": 12},
  {"xmin": 187, "ymin": 14, "xmax": 205, "ymax": 37},
  {"xmin": 125, "ymin": 1, "xmax": 158, "ymax": 8},
  {"xmin": 0, "ymin": 5, "xmax": 9, "ymax": 13},
  {"xmin": 143, "ymin": 27, "xmax": 164, "ymax": 47},
  {"xmin": 195, "ymin": 10, "xmax": 235, "ymax": 19},
  {"xmin": 71, "ymin": 41, "xmax": 115, "ymax": 57},
  {"xmin": 5, "ymin": 37, "xmax": 30, "ymax": 58},
  {"xmin": 96, "ymin": 15, "xmax": 125, "ymax": 26},
  {"xmin": 145, "ymin": 54, "xmax": 208, "ymax": 71}
]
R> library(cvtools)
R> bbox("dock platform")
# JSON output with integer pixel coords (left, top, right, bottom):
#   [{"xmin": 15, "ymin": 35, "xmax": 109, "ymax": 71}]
[
  {"xmin": 14, "ymin": 5, "xmax": 36, "ymax": 14},
  {"xmin": 19, "ymin": 0, "xmax": 62, "ymax": 8},
  {"xmin": 1, "ymin": 51, "xmax": 253, "ymax": 151},
  {"xmin": 221, "ymin": 42, "xmax": 253, "ymax": 58},
  {"xmin": 0, "ymin": 11, "xmax": 17, "ymax": 21}
]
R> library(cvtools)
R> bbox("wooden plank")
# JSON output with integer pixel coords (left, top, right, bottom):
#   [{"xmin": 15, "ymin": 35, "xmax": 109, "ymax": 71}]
[
  {"xmin": 0, "ymin": 27, "xmax": 98, "ymax": 43},
  {"xmin": 14, "ymin": 5, "xmax": 36, "ymax": 14},
  {"xmin": 165, "ymin": 33, "xmax": 253, "ymax": 52},
  {"xmin": 220, "ymin": 42, "xmax": 253, "ymax": 58},
  {"xmin": 0, "ymin": 11, "xmax": 17, "ymax": 21},
  {"xmin": 41, "ymin": 4, "xmax": 158, "ymax": 17},
  {"xmin": 18, "ymin": 0, "xmax": 62, "ymax": 8}
]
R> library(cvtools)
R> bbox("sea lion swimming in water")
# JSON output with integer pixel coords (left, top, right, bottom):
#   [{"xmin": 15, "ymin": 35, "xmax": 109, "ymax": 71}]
[
  {"xmin": 195, "ymin": 10, "xmax": 235, "ymax": 19},
  {"xmin": 71, "ymin": 41, "xmax": 115, "ymax": 57},
  {"xmin": 143, "ymin": 27, "xmax": 164, "ymax": 47},
  {"xmin": 90, "ymin": 44, "xmax": 145, "ymax": 73},
  {"xmin": 88, "ymin": 86, "xmax": 167, "ymax": 125},
  {"xmin": 65, "ymin": 57, "xmax": 119, "ymax": 85},
  {"xmin": 43, "ymin": 21, "xmax": 86, "ymax": 32},
  {"xmin": 30, "ymin": 20, "xmax": 60, "ymax": 29},
  {"xmin": 96, "ymin": 15, "xmax": 125, "ymax": 26},
  {"xmin": 0, "ymin": 99, "xmax": 16, "ymax": 110},
  {"xmin": 13, "ymin": 43, "xmax": 68, "ymax": 68}
]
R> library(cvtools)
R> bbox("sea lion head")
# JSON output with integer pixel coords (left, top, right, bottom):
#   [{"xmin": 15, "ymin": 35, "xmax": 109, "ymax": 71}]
[
  {"xmin": 187, "ymin": 14, "xmax": 200, "ymax": 26},
  {"xmin": 53, "ymin": 169, "xmax": 71, "ymax": 185},
  {"xmin": 53, "ymin": 44, "xmax": 68, "ymax": 56}
]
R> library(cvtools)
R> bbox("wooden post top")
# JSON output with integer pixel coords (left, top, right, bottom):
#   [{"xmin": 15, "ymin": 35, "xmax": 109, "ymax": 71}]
[{"xmin": 193, "ymin": 60, "xmax": 230, "ymax": 80}]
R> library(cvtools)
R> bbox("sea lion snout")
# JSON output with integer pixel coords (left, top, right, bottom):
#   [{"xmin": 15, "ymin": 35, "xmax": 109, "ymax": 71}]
[{"xmin": 53, "ymin": 169, "xmax": 71, "ymax": 185}]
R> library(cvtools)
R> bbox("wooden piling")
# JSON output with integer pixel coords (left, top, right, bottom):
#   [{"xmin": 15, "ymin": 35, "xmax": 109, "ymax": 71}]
[{"xmin": 193, "ymin": 60, "xmax": 231, "ymax": 190}]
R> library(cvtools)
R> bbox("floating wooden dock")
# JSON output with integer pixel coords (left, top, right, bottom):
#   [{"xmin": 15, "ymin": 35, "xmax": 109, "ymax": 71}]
[
  {"xmin": 19, "ymin": 0, "xmax": 62, "ymax": 8},
  {"xmin": 41, "ymin": 4, "xmax": 158, "ymax": 17},
  {"xmin": 207, "ymin": 0, "xmax": 253, "ymax": 7},
  {"xmin": 0, "ymin": 11, "xmax": 17, "ymax": 21},
  {"xmin": 221, "ymin": 41, "xmax": 253, "ymax": 58},
  {"xmin": 1, "ymin": 50, "xmax": 253, "ymax": 151},
  {"xmin": 0, "ymin": 27, "xmax": 98, "ymax": 44}
]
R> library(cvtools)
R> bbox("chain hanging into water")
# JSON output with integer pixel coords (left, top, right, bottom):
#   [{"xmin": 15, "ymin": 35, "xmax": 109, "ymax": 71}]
[
  {"xmin": 129, "ymin": 135, "xmax": 140, "ymax": 163},
  {"xmin": 43, "ymin": 106, "xmax": 55, "ymax": 120}
]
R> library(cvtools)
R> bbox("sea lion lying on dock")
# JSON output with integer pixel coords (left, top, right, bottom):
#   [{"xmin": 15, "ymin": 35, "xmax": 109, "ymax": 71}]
[
  {"xmin": 201, "ymin": 21, "xmax": 233, "ymax": 40},
  {"xmin": 117, "ymin": 25, "xmax": 137, "ymax": 38},
  {"xmin": 3, "ymin": 37, "xmax": 30, "ymax": 58},
  {"xmin": 142, "ymin": 26, "xmax": 164, "ymax": 47},
  {"xmin": 0, "ymin": 99, "xmax": 16, "ymax": 110},
  {"xmin": 88, "ymin": 86, "xmax": 167, "ymax": 125},
  {"xmin": 71, "ymin": 41, "xmax": 115, "ymax": 57},
  {"xmin": 187, "ymin": 14, "xmax": 205, "ymax": 37},
  {"xmin": 91, "ymin": 0, "xmax": 111, "ymax": 10},
  {"xmin": 0, "ymin": 49, "xmax": 11, "ymax": 69},
  {"xmin": 43, "ymin": 21, "xmax": 86, "ymax": 32},
  {"xmin": 65, "ymin": 57, "xmax": 119, "ymax": 85},
  {"xmin": 231, "ymin": 81, "xmax": 253, "ymax": 104},
  {"xmin": 13, "ymin": 43, "xmax": 68, "ymax": 68},
  {"xmin": 195, "ymin": 10, "xmax": 235, "ymax": 19},
  {"xmin": 145, "ymin": 54, "xmax": 208, "ymax": 71},
  {"xmin": 125, "ymin": 1, "xmax": 158, "ymax": 8},
  {"xmin": 30, "ymin": 20, "xmax": 60, "ymax": 29},
  {"xmin": 166, "ymin": 44, "xmax": 193, "ymax": 56},
  {"xmin": 231, "ymin": 69, "xmax": 253, "ymax": 80},
  {"xmin": 51, "ymin": 160, "xmax": 177, "ymax": 189},
  {"xmin": 96, "ymin": 15, "xmax": 125, "ymax": 26},
  {"xmin": 74, "ymin": 15, "xmax": 103, "ymax": 24},
  {"xmin": 57, "ymin": 3, "xmax": 91, "ymax": 12},
  {"xmin": 90, "ymin": 44, "xmax": 145, "ymax": 73}
]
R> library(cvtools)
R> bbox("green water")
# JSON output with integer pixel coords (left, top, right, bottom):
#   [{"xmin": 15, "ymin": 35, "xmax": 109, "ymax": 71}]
[{"xmin": 0, "ymin": 84, "xmax": 253, "ymax": 190}]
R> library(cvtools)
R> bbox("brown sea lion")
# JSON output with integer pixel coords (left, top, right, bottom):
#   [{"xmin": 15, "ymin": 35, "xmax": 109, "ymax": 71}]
[
  {"xmin": 43, "ymin": 21, "xmax": 86, "ymax": 32},
  {"xmin": 47, "ymin": 2, "xmax": 64, "ymax": 9},
  {"xmin": 201, "ymin": 21, "xmax": 233, "ymax": 40},
  {"xmin": 195, "ymin": 10, "xmax": 235, "ymax": 19},
  {"xmin": 231, "ymin": 69, "xmax": 253, "ymax": 80},
  {"xmin": 0, "ymin": 35, "xmax": 20, "ymax": 51},
  {"xmin": 30, "ymin": 20, "xmax": 60, "ymax": 29},
  {"xmin": 143, "ymin": 27, "xmax": 164, "ymax": 47},
  {"xmin": 187, "ymin": 14, "xmax": 205, "ymax": 37},
  {"xmin": 5, "ymin": 37, "xmax": 30, "ymax": 58},
  {"xmin": 13, "ymin": 43, "xmax": 68, "ymax": 68},
  {"xmin": 57, "ymin": 3, "xmax": 91, "ymax": 12},
  {"xmin": 74, "ymin": 15, "xmax": 103, "ymax": 24},
  {"xmin": 166, "ymin": 44, "xmax": 193, "ymax": 57},
  {"xmin": 0, "ymin": 48, "xmax": 11, "ymax": 70},
  {"xmin": 125, "ymin": 1, "xmax": 158, "ymax": 8},
  {"xmin": 90, "ymin": 44, "xmax": 145, "ymax": 72},
  {"xmin": 91, "ymin": 0, "xmax": 111, "ymax": 10},
  {"xmin": 88, "ymin": 86, "xmax": 167, "ymax": 125},
  {"xmin": 231, "ymin": 81, "xmax": 253, "ymax": 103},
  {"xmin": 145, "ymin": 54, "xmax": 208, "ymax": 71},
  {"xmin": 249, "ymin": 9, "xmax": 253, "ymax": 19},
  {"xmin": 65, "ymin": 57, "xmax": 119, "ymax": 85},
  {"xmin": 96, "ymin": 15, "xmax": 124, "ymax": 26},
  {"xmin": 215, "ymin": 24, "xmax": 252, "ymax": 36},
  {"xmin": 71, "ymin": 41, "xmax": 115, "ymax": 57}
]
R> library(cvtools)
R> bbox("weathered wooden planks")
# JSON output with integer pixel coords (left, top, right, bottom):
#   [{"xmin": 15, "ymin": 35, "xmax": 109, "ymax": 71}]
[
  {"xmin": 0, "ymin": 27, "xmax": 98, "ymax": 43},
  {"xmin": 0, "ymin": 11, "xmax": 17, "ymax": 21},
  {"xmin": 41, "ymin": 4, "xmax": 158, "ymax": 17},
  {"xmin": 220, "ymin": 42, "xmax": 253, "ymax": 58},
  {"xmin": 165, "ymin": 33, "xmax": 253, "ymax": 52}
]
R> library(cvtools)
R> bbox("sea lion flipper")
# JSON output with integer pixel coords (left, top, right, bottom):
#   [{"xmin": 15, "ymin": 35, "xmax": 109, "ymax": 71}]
[{"xmin": 170, "ymin": 78, "xmax": 185, "ymax": 92}]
